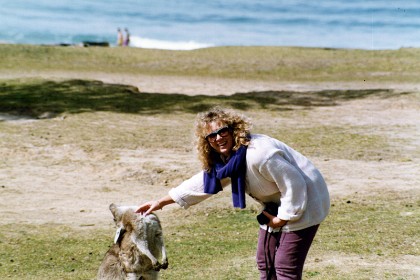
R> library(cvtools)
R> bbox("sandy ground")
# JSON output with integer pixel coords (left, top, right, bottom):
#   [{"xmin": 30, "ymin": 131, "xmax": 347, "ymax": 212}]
[{"xmin": 0, "ymin": 74, "xmax": 419, "ymax": 277}]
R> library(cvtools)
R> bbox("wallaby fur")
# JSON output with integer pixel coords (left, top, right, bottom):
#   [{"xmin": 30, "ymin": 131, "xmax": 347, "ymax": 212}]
[{"xmin": 97, "ymin": 204, "xmax": 168, "ymax": 280}]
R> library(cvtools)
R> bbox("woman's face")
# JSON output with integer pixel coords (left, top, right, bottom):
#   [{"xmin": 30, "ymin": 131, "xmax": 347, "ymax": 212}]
[{"xmin": 205, "ymin": 121, "xmax": 234, "ymax": 157}]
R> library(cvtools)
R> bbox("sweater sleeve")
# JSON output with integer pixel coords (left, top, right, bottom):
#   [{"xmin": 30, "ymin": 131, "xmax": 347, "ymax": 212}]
[
  {"xmin": 168, "ymin": 171, "xmax": 231, "ymax": 209},
  {"xmin": 259, "ymin": 152, "xmax": 308, "ymax": 221}
]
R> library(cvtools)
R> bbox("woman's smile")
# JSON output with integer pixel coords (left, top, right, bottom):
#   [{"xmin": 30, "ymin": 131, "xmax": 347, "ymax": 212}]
[{"xmin": 206, "ymin": 122, "xmax": 234, "ymax": 157}]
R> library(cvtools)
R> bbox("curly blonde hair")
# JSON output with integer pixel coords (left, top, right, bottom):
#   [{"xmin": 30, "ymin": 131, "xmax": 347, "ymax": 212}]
[{"xmin": 194, "ymin": 106, "xmax": 252, "ymax": 171}]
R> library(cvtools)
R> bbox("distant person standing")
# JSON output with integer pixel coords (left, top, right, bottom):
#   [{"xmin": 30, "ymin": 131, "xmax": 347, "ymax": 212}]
[
  {"xmin": 117, "ymin": 28, "xmax": 123, "ymax": 46},
  {"xmin": 123, "ymin": 28, "xmax": 130, "ymax": 46}
]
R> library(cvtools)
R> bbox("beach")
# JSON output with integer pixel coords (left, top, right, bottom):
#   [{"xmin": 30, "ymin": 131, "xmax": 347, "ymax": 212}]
[{"xmin": 2, "ymin": 0, "xmax": 420, "ymax": 50}]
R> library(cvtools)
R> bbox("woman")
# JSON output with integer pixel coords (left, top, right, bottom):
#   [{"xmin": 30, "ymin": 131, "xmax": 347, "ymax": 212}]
[{"xmin": 136, "ymin": 107, "xmax": 330, "ymax": 279}]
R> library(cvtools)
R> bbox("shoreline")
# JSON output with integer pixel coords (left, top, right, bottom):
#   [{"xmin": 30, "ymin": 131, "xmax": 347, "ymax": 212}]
[
  {"xmin": 0, "ymin": 42, "xmax": 420, "ymax": 52},
  {"xmin": 2, "ymin": 41, "xmax": 420, "ymax": 51}
]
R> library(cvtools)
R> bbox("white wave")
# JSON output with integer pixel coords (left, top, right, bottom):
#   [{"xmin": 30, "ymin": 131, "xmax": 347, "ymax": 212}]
[{"xmin": 129, "ymin": 36, "xmax": 213, "ymax": 50}]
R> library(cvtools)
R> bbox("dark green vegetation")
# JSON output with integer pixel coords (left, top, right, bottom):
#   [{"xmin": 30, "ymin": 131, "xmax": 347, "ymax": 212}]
[{"xmin": 0, "ymin": 78, "xmax": 408, "ymax": 116}]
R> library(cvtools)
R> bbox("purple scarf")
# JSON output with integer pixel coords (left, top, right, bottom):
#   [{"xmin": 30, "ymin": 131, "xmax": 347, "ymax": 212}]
[{"xmin": 203, "ymin": 145, "xmax": 247, "ymax": 208}]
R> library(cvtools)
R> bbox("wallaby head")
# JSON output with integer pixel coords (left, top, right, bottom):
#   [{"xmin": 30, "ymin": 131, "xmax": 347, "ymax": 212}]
[
  {"xmin": 109, "ymin": 203, "xmax": 163, "ymax": 245},
  {"xmin": 97, "ymin": 203, "xmax": 168, "ymax": 280}
]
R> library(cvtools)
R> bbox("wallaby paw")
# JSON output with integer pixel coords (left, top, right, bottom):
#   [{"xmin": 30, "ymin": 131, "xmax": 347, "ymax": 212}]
[
  {"xmin": 153, "ymin": 262, "xmax": 161, "ymax": 271},
  {"xmin": 160, "ymin": 260, "xmax": 169, "ymax": 270}
]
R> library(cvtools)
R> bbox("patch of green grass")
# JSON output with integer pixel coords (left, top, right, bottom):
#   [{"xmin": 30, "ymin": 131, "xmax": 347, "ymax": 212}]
[
  {"xmin": 0, "ymin": 225, "xmax": 109, "ymax": 279},
  {"xmin": 160, "ymin": 209, "xmax": 260, "ymax": 280},
  {"xmin": 1, "ymin": 45, "xmax": 420, "ymax": 82},
  {"xmin": 317, "ymin": 192, "xmax": 419, "ymax": 257},
  {"xmin": 0, "ymin": 192, "xmax": 418, "ymax": 279}
]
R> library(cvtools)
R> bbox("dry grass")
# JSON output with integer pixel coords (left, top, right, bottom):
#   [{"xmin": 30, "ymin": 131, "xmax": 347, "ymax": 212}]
[{"xmin": 0, "ymin": 45, "xmax": 419, "ymax": 279}]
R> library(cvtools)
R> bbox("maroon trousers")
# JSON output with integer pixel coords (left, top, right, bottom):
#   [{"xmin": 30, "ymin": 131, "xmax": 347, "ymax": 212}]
[{"xmin": 256, "ymin": 224, "xmax": 319, "ymax": 280}]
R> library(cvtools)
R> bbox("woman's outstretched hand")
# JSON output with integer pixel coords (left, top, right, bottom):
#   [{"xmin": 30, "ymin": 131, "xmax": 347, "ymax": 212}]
[
  {"xmin": 136, "ymin": 200, "xmax": 161, "ymax": 215},
  {"xmin": 136, "ymin": 195, "xmax": 175, "ymax": 215}
]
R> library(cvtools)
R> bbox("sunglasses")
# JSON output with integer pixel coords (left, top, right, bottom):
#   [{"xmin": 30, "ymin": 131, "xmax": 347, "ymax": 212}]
[{"xmin": 205, "ymin": 126, "xmax": 230, "ymax": 143}]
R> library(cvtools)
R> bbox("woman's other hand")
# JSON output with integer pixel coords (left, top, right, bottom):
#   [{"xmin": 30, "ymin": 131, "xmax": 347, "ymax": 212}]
[{"xmin": 262, "ymin": 211, "xmax": 288, "ymax": 228}]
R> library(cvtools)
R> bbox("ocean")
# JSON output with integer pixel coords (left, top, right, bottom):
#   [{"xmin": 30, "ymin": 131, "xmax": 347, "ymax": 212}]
[{"xmin": 1, "ymin": 0, "xmax": 419, "ymax": 50}]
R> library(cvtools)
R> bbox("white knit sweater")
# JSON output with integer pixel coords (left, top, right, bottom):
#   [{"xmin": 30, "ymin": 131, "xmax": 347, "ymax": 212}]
[{"xmin": 169, "ymin": 134, "xmax": 330, "ymax": 232}]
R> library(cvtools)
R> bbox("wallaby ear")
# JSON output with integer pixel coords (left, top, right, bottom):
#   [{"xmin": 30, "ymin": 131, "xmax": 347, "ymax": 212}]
[{"xmin": 109, "ymin": 203, "xmax": 118, "ymax": 218}]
